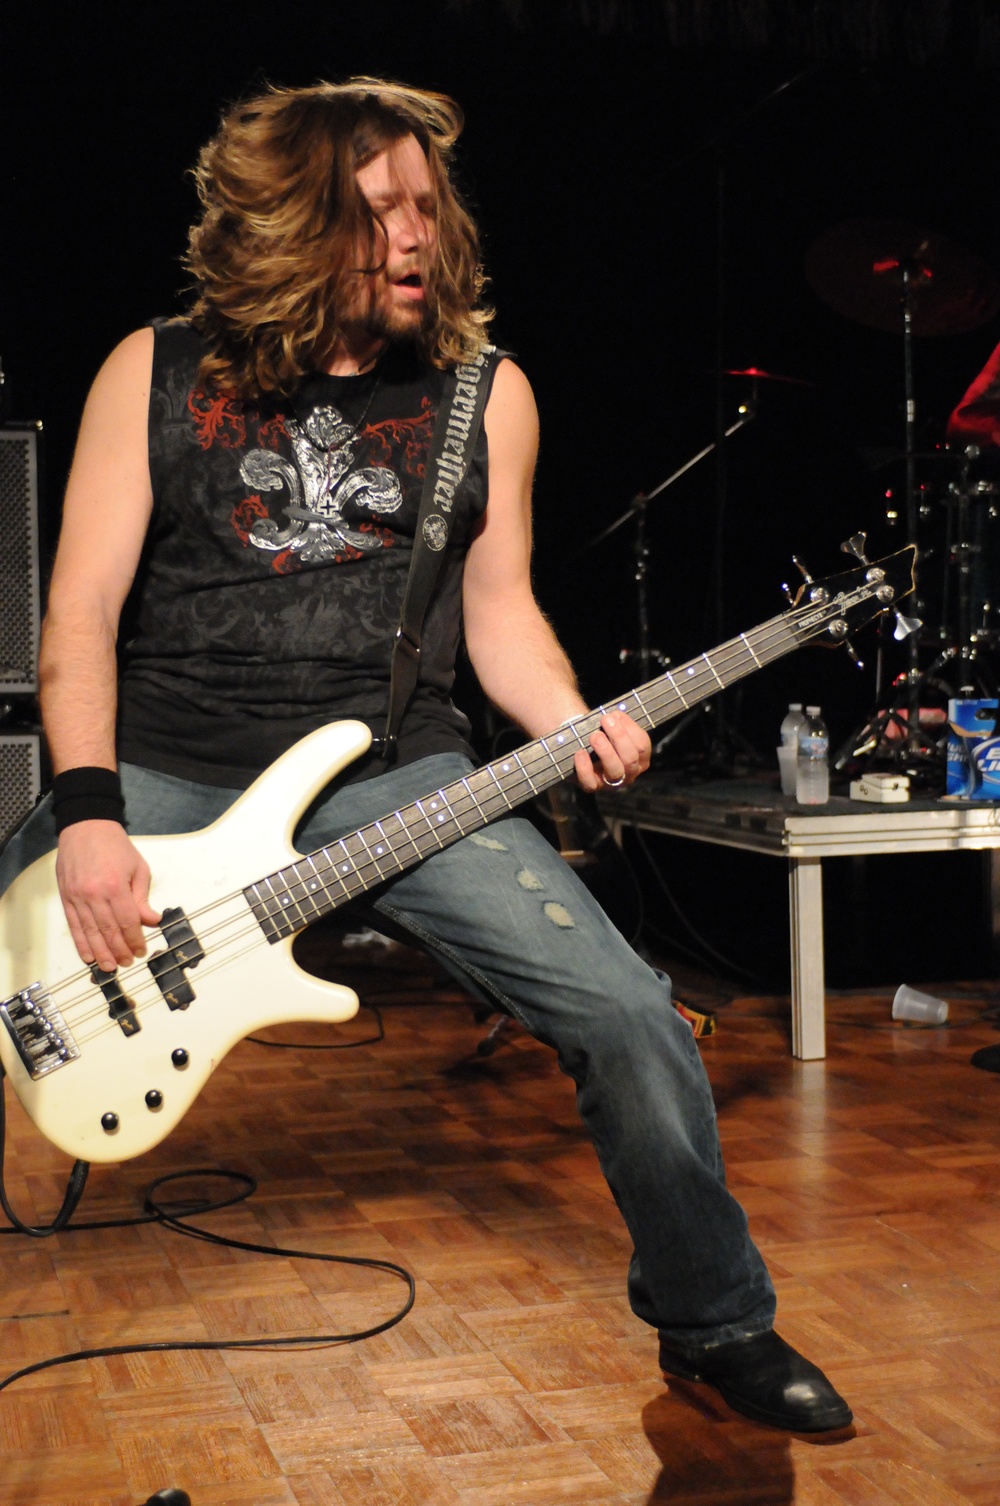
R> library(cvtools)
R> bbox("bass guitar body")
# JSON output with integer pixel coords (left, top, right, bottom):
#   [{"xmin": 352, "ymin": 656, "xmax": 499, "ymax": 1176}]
[{"xmin": 0, "ymin": 721, "xmax": 371, "ymax": 1164}]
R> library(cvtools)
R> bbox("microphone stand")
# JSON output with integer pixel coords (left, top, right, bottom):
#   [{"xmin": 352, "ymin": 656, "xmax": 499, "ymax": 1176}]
[{"xmin": 587, "ymin": 404, "xmax": 756, "ymax": 695}]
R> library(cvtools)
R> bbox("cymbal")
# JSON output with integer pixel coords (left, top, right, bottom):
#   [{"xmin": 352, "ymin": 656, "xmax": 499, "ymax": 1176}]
[
  {"xmin": 868, "ymin": 447, "xmax": 962, "ymax": 466},
  {"xmin": 870, "ymin": 445, "xmax": 1000, "ymax": 471},
  {"xmin": 805, "ymin": 219, "xmax": 1000, "ymax": 336},
  {"xmin": 722, "ymin": 366, "xmax": 816, "ymax": 386}
]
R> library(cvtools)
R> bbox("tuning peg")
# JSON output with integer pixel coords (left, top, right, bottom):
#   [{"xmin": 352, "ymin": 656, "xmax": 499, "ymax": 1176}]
[
  {"xmin": 841, "ymin": 533, "xmax": 871, "ymax": 566},
  {"xmin": 791, "ymin": 554, "xmax": 814, "ymax": 585},
  {"xmin": 843, "ymin": 640, "xmax": 865, "ymax": 670},
  {"xmin": 893, "ymin": 610, "xmax": 922, "ymax": 641},
  {"xmin": 781, "ymin": 580, "xmax": 796, "ymax": 605}
]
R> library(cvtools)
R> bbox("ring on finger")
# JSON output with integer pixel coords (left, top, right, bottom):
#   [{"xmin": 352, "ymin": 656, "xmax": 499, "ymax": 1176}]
[{"xmin": 604, "ymin": 772, "xmax": 626, "ymax": 788}]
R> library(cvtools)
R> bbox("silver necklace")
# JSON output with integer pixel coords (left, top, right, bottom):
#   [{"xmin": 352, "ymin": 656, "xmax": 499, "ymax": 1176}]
[{"xmin": 310, "ymin": 367, "xmax": 384, "ymax": 511}]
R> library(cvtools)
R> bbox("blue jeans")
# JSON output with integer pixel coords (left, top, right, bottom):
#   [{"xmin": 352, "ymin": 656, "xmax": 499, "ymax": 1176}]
[{"xmin": 0, "ymin": 753, "xmax": 775, "ymax": 1351}]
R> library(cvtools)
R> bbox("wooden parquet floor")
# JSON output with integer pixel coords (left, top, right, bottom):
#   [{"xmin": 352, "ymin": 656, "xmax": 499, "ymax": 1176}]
[{"xmin": 3, "ymin": 939, "xmax": 1000, "ymax": 1506}]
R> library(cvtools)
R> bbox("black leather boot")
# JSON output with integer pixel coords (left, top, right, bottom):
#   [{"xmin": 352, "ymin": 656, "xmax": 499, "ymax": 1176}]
[{"xmin": 659, "ymin": 1329, "xmax": 852, "ymax": 1432}]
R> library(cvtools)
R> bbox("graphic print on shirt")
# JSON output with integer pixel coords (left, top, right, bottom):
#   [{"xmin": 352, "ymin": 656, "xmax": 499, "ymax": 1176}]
[{"xmin": 238, "ymin": 404, "xmax": 409, "ymax": 569}]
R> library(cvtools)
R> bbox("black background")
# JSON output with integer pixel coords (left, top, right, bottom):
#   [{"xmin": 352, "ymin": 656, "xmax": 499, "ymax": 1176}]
[{"xmin": 4, "ymin": 3, "xmax": 999, "ymax": 987}]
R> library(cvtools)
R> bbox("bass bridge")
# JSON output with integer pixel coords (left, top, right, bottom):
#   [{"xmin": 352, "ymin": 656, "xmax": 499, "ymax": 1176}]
[{"xmin": 0, "ymin": 983, "xmax": 81, "ymax": 1081}]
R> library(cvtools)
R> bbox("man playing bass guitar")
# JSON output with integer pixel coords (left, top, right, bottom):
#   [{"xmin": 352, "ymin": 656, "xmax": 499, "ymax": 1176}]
[{"xmin": 0, "ymin": 78, "xmax": 850, "ymax": 1432}]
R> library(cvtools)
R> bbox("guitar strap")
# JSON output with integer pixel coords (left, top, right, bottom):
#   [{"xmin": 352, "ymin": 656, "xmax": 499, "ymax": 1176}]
[{"xmin": 373, "ymin": 344, "xmax": 506, "ymax": 761}]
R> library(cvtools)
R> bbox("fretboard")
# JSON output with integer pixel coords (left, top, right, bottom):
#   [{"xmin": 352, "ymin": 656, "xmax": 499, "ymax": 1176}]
[{"xmin": 243, "ymin": 601, "xmax": 816, "ymax": 942}]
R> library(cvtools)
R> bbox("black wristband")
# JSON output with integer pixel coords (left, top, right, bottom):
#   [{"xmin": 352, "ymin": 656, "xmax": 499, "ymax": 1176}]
[{"xmin": 51, "ymin": 766, "xmax": 126, "ymax": 834}]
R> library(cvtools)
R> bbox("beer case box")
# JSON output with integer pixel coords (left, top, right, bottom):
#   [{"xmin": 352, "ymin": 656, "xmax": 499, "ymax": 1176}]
[{"xmin": 946, "ymin": 698, "xmax": 1000, "ymax": 798}]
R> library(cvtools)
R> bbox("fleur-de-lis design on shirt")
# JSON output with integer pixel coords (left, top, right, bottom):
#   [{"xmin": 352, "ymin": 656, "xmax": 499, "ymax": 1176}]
[{"xmin": 240, "ymin": 404, "xmax": 403, "ymax": 563}]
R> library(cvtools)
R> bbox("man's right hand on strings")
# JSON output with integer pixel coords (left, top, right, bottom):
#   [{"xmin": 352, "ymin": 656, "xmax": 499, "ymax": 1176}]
[{"xmin": 55, "ymin": 821, "xmax": 161, "ymax": 972}]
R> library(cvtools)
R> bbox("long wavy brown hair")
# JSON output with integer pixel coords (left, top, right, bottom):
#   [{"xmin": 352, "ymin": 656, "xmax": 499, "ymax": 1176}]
[{"xmin": 184, "ymin": 78, "xmax": 493, "ymax": 398}]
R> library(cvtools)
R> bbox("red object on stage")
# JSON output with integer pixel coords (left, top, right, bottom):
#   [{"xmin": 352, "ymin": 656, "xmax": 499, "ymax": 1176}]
[{"xmin": 947, "ymin": 339, "xmax": 1000, "ymax": 450}]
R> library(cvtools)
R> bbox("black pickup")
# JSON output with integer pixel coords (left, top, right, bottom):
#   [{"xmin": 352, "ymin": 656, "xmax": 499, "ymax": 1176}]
[
  {"xmin": 146, "ymin": 907, "xmax": 205, "ymax": 1010},
  {"xmin": 90, "ymin": 965, "xmax": 141, "ymax": 1036}
]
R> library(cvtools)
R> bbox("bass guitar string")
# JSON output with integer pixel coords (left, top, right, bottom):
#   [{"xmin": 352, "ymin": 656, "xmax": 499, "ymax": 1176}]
[
  {"xmin": 50, "ymin": 617, "xmax": 789, "ymax": 1006},
  {"xmin": 45, "ymin": 607, "xmax": 834, "ymax": 1040},
  {"xmin": 35, "ymin": 586, "xmax": 892, "ymax": 1048},
  {"xmin": 41, "ymin": 592, "xmax": 867, "ymax": 1046},
  {"xmin": 60, "ymin": 765, "xmax": 771, "ymax": 1044}
]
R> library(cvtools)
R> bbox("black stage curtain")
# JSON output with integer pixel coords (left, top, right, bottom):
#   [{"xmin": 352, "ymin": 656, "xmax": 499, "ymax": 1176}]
[{"xmin": 447, "ymin": 0, "xmax": 1000, "ymax": 69}]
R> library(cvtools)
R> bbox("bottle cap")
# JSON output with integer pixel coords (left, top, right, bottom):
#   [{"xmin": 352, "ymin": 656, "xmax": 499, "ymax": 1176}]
[
  {"xmin": 789, "ymin": 703, "xmax": 802, "ymax": 710},
  {"xmin": 806, "ymin": 705, "xmax": 820, "ymax": 715}
]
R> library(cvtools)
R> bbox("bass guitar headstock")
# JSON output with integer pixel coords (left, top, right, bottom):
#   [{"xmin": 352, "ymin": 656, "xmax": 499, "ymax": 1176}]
[{"xmin": 782, "ymin": 536, "xmax": 918, "ymax": 663}]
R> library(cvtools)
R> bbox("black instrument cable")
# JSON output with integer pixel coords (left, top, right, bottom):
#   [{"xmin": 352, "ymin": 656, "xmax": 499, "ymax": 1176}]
[{"xmin": 0, "ymin": 1003, "xmax": 414, "ymax": 1394}]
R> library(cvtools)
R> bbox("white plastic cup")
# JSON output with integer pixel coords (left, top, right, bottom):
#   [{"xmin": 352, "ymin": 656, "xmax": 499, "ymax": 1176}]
[
  {"xmin": 777, "ymin": 744, "xmax": 797, "ymax": 796},
  {"xmin": 892, "ymin": 984, "xmax": 949, "ymax": 1025}
]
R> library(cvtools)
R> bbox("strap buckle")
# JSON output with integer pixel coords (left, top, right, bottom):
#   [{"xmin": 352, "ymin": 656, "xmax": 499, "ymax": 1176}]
[
  {"xmin": 369, "ymin": 734, "xmax": 399, "ymax": 762},
  {"xmin": 394, "ymin": 624, "xmax": 421, "ymax": 662}
]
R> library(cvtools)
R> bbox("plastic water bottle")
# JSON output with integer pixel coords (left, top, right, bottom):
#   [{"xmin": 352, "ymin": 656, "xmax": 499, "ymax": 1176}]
[
  {"xmin": 780, "ymin": 703, "xmax": 805, "ymax": 747},
  {"xmin": 778, "ymin": 704, "xmax": 805, "ymax": 795},
  {"xmin": 796, "ymin": 706, "xmax": 830, "ymax": 804}
]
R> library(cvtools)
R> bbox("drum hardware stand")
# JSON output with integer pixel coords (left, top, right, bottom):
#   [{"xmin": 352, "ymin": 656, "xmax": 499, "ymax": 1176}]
[
  {"xmin": 895, "ymin": 257, "xmax": 928, "ymax": 753},
  {"xmin": 936, "ymin": 444, "xmax": 1000, "ymax": 696},
  {"xmin": 652, "ymin": 702, "xmax": 714, "ymax": 757},
  {"xmin": 833, "ymin": 259, "xmax": 944, "ymax": 776},
  {"xmin": 806, "ymin": 221, "xmax": 1000, "ymax": 779},
  {"xmin": 835, "ymin": 443, "xmax": 1000, "ymax": 779},
  {"xmin": 830, "ymin": 532, "xmax": 933, "ymax": 776},
  {"xmin": 832, "ymin": 651, "xmax": 948, "ymax": 777},
  {"xmin": 832, "ymin": 634, "xmax": 996, "ymax": 781}
]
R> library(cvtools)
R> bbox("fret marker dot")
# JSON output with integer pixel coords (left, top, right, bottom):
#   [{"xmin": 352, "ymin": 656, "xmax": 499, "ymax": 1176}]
[
  {"xmin": 341, "ymin": 863, "xmax": 350, "ymax": 873},
  {"xmin": 502, "ymin": 763, "xmax": 510, "ymax": 772},
  {"xmin": 686, "ymin": 666, "xmax": 695, "ymax": 675},
  {"xmin": 437, "ymin": 813, "xmax": 446, "ymax": 822},
  {"xmin": 618, "ymin": 702, "xmax": 626, "ymax": 711},
  {"xmin": 430, "ymin": 801, "xmax": 438, "ymax": 810},
  {"xmin": 556, "ymin": 734, "xmax": 565, "ymax": 743},
  {"xmin": 375, "ymin": 845, "xmax": 384, "ymax": 855}
]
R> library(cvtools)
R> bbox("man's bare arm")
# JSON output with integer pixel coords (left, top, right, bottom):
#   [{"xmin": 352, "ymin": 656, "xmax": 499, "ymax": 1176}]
[
  {"xmin": 39, "ymin": 328, "xmax": 161, "ymax": 970},
  {"xmin": 463, "ymin": 360, "xmax": 650, "ymax": 792}
]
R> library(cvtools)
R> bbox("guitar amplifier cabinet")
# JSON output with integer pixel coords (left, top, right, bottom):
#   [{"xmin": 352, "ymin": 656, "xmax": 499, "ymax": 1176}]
[
  {"xmin": 0, "ymin": 424, "xmax": 43, "ymax": 694},
  {"xmin": 0, "ymin": 732, "xmax": 41, "ymax": 848}
]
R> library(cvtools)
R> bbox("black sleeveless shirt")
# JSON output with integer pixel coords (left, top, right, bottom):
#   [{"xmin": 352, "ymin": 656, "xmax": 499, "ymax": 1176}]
[{"xmin": 117, "ymin": 319, "xmax": 494, "ymax": 787}]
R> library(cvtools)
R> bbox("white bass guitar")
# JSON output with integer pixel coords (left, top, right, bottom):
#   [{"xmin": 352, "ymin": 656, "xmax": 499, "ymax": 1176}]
[{"xmin": 0, "ymin": 544, "xmax": 915, "ymax": 1162}]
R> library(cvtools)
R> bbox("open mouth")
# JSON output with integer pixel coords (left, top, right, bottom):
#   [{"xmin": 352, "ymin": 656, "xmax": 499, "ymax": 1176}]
[{"xmin": 394, "ymin": 273, "xmax": 422, "ymax": 288}]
